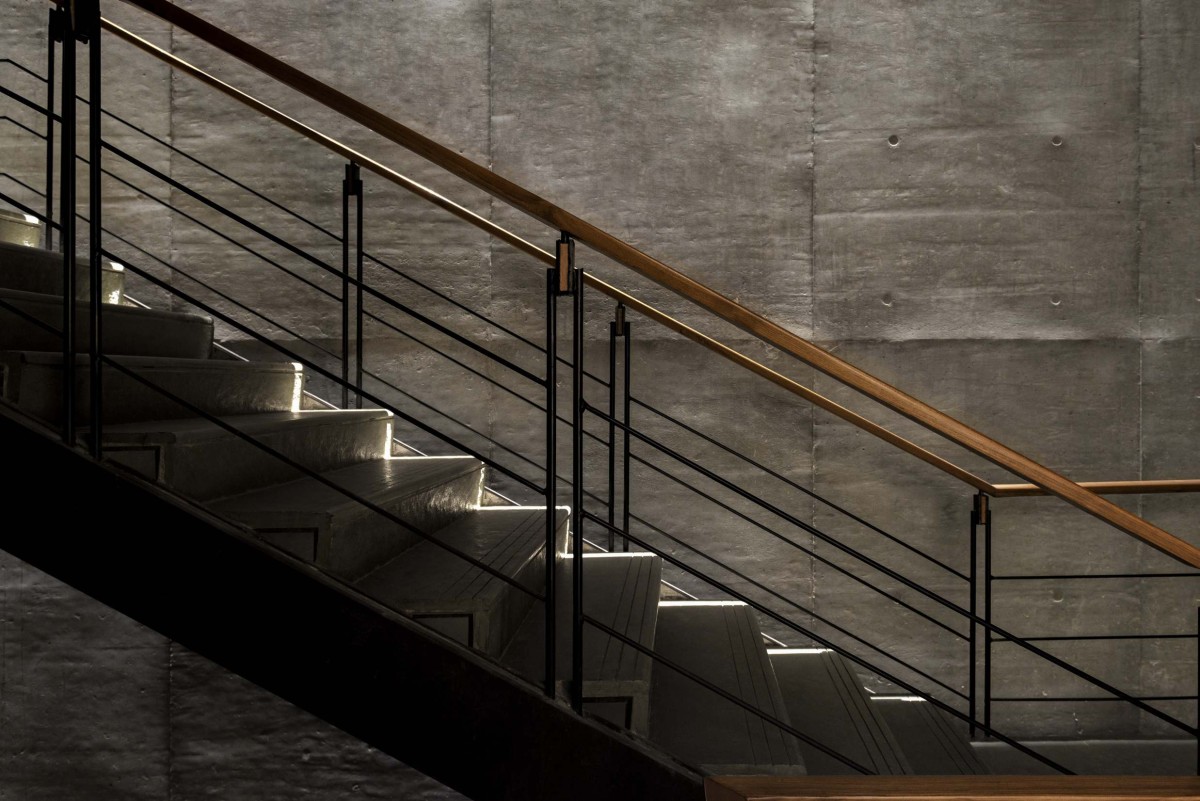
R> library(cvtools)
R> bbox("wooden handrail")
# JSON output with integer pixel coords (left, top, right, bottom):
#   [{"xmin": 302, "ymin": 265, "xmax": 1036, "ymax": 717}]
[
  {"xmin": 991, "ymin": 479, "xmax": 1200, "ymax": 498},
  {"xmin": 110, "ymin": 0, "xmax": 1200, "ymax": 567}
]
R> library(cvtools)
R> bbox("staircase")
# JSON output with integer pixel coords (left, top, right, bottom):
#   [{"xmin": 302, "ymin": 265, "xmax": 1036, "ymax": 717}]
[
  {"xmin": 3, "ymin": 1, "xmax": 1199, "ymax": 797},
  {"xmin": 0, "ymin": 233, "xmax": 1000, "ymax": 797}
]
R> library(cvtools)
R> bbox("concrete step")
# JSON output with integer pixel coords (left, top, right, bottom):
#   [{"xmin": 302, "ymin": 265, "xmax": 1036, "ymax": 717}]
[
  {"xmin": 0, "ymin": 209, "xmax": 42, "ymax": 248},
  {"xmin": 0, "ymin": 287, "xmax": 212, "ymax": 358},
  {"xmin": 500, "ymin": 552, "xmax": 662, "ymax": 735},
  {"xmin": 0, "ymin": 241, "xmax": 125, "ymax": 303},
  {"xmin": 211, "ymin": 455, "xmax": 484, "ymax": 581},
  {"xmin": 0, "ymin": 351, "xmax": 302, "ymax": 424},
  {"xmin": 354, "ymin": 506, "xmax": 569, "ymax": 659},
  {"xmin": 769, "ymin": 648, "xmax": 912, "ymax": 775},
  {"xmin": 649, "ymin": 601, "xmax": 806, "ymax": 774},
  {"xmin": 98, "ymin": 409, "xmax": 393, "ymax": 501},
  {"xmin": 870, "ymin": 696, "xmax": 990, "ymax": 775}
]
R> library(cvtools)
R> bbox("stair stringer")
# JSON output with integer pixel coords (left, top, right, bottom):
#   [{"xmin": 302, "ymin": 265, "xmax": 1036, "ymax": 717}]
[{"xmin": 0, "ymin": 408, "xmax": 703, "ymax": 801}]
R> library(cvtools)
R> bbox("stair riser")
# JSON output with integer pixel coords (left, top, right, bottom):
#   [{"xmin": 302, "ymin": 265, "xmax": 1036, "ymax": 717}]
[
  {"xmin": 0, "ymin": 299, "xmax": 212, "ymax": 358},
  {"xmin": 105, "ymin": 415, "xmax": 391, "ymax": 501},
  {"xmin": 2, "ymin": 361, "xmax": 300, "ymax": 424}
]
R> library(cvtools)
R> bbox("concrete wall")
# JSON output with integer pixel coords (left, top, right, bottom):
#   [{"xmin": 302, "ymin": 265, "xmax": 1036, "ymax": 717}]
[{"xmin": 1, "ymin": 0, "xmax": 1198, "ymax": 794}]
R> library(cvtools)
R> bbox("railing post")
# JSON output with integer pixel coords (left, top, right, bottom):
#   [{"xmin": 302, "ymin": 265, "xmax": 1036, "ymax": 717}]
[
  {"xmin": 340, "ymin": 162, "xmax": 362, "ymax": 408},
  {"xmin": 45, "ymin": 7, "xmax": 63, "ymax": 249},
  {"xmin": 58, "ymin": 0, "xmax": 78, "ymax": 446},
  {"xmin": 604, "ymin": 303, "xmax": 633, "ymax": 553},
  {"xmin": 970, "ymin": 491, "xmax": 991, "ymax": 737},
  {"xmin": 351, "ymin": 163, "xmax": 364, "ymax": 407},
  {"xmin": 567, "ymin": 231, "xmax": 584, "ymax": 714},
  {"xmin": 622, "ymin": 312, "xmax": 631, "ymax": 551},
  {"xmin": 542, "ymin": 232, "xmax": 574, "ymax": 700},
  {"xmin": 969, "ymin": 493, "xmax": 979, "ymax": 736},
  {"xmin": 983, "ymin": 493, "xmax": 994, "ymax": 735},
  {"xmin": 1195, "ymin": 606, "xmax": 1199, "ymax": 776},
  {"xmin": 85, "ymin": 0, "xmax": 103, "ymax": 458}
]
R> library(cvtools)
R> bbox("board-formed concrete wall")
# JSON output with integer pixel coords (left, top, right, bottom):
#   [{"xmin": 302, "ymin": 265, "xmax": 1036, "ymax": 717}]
[{"xmin": 1, "ymin": 0, "xmax": 1198, "ymax": 795}]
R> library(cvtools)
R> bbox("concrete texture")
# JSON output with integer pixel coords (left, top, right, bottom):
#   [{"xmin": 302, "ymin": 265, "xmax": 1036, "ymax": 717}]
[{"xmin": 3, "ymin": 0, "xmax": 1200, "ymax": 794}]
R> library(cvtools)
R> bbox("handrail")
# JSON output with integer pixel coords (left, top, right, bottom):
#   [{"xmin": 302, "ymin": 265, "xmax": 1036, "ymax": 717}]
[
  {"xmin": 991, "ymin": 479, "xmax": 1200, "ymax": 498},
  {"xmin": 102, "ymin": 0, "xmax": 1200, "ymax": 567}
]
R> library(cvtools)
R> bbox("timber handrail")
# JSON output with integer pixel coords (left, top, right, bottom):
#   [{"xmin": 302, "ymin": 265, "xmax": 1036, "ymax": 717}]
[
  {"xmin": 105, "ymin": 0, "xmax": 1200, "ymax": 567},
  {"xmin": 991, "ymin": 479, "xmax": 1200, "ymax": 498}
]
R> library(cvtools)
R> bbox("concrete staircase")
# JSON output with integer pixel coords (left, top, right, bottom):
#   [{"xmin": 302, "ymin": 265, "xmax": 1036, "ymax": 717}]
[{"xmin": 0, "ymin": 237, "xmax": 990, "ymax": 783}]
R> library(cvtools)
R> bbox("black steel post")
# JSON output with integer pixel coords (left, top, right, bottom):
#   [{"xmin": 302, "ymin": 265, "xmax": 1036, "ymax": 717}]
[
  {"xmin": 568, "ymin": 232, "xmax": 584, "ymax": 714},
  {"xmin": 45, "ymin": 7, "xmax": 61, "ymax": 248},
  {"xmin": 1195, "ymin": 606, "xmax": 1199, "ymax": 776},
  {"xmin": 970, "ymin": 492, "xmax": 988, "ymax": 737},
  {"xmin": 622, "ymin": 317, "xmax": 631, "ymax": 551},
  {"xmin": 350, "ymin": 163, "xmax": 363, "ymax": 408},
  {"xmin": 339, "ymin": 163, "xmax": 353, "ymax": 408},
  {"xmin": 984, "ymin": 495, "xmax": 994, "ymax": 734},
  {"xmin": 606, "ymin": 312, "xmax": 617, "ymax": 552},
  {"xmin": 59, "ymin": 2, "xmax": 77, "ymax": 446},
  {"xmin": 544, "ymin": 263, "xmax": 560, "ymax": 700},
  {"xmin": 86, "ymin": 0, "xmax": 102, "ymax": 457}
]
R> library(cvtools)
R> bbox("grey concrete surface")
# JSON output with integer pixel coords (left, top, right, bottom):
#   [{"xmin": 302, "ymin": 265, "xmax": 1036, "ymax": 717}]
[{"xmin": 2, "ymin": 0, "xmax": 1200, "ymax": 794}]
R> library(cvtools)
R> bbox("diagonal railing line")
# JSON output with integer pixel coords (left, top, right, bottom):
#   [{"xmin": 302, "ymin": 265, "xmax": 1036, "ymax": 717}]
[
  {"xmin": 627, "ymin": 449, "xmax": 969, "ymax": 641},
  {"xmin": 631, "ymin": 396, "xmax": 969, "ymax": 581}
]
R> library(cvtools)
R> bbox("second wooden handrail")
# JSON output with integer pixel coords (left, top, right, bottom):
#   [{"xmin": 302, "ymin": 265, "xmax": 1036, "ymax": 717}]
[{"xmin": 109, "ymin": 0, "xmax": 1200, "ymax": 568}]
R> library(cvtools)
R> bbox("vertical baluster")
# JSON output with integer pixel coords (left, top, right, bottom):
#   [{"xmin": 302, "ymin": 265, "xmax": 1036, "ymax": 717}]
[
  {"xmin": 339, "ymin": 163, "xmax": 353, "ymax": 408},
  {"xmin": 59, "ymin": 1, "xmax": 77, "ymax": 446},
  {"xmin": 606, "ymin": 308, "xmax": 617, "ymax": 552},
  {"xmin": 87, "ymin": 0, "xmax": 103, "ymax": 456},
  {"xmin": 621, "ymin": 313, "xmax": 631, "ymax": 552},
  {"xmin": 984, "ymin": 495, "xmax": 993, "ymax": 735},
  {"xmin": 970, "ymin": 493, "xmax": 979, "ymax": 737},
  {"xmin": 352, "ymin": 163, "xmax": 363, "ymax": 408},
  {"xmin": 45, "ymin": 7, "xmax": 61, "ymax": 249},
  {"xmin": 568, "ymin": 232, "xmax": 584, "ymax": 714}
]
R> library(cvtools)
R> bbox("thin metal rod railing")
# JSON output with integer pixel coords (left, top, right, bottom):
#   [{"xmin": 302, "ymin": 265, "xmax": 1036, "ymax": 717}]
[
  {"xmin": 632, "ymin": 396, "xmax": 969, "ymax": 581},
  {"xmin": 628, "ymin": 450, "xmax": 968, "ymax": 641},
  {"xmin": 92, "ymin": 0, "xmax": 1200, "ymax": 566}
]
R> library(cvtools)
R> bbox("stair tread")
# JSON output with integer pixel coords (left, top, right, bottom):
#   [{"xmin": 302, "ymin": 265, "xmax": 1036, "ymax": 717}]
[
  {"xmin": 211, "ymin": 455, "xmax": 482, "ymax": 518},
  {"xmin": 0, "ymin": 286, "xmax": 208, "ymax": 325},
  {"xmin": 649, "ymin": 601, "xmax": 805, "ymax": 772},
  {"xmin": 769, "ymin": 648, "xmax": 911, "ymax": 775},
  {"xmin": 502, "ymin": 552, "xmax": 662, "ymax": 685},
  {"xmin": 0, "ymin": 287, "xmax": 213, "ymax": 358},
  {"xmin": 1, "ymin": 350, "xmax": 298, "ymax": 371},
  {"xmin": 0, "ymin": 241, "xmax": 125, "ymax": 301},
  {"xmin": 98, "ymin": 409, "xmax": 392, "ymax": 444},
  {"xmin": 356, "ymin": 506, "xmax": 567, "ymax": 611},
  {"xmin": 871, "ymin": 696, "xmax": 989, "ymax": 775}
]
